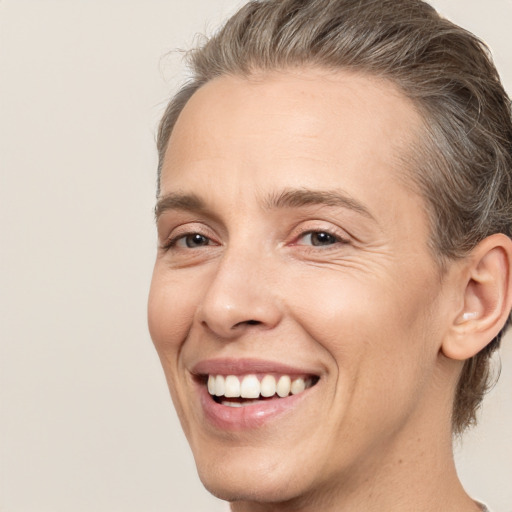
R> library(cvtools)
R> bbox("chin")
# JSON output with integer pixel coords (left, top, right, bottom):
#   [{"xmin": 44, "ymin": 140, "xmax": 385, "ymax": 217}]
[
  {"xmin": 200, "ymin": 477, "xmax": 303, "ymax": 507},
  {"xmin": 193, "ymin": 447, "xmax": 314, "ymax": 505}
]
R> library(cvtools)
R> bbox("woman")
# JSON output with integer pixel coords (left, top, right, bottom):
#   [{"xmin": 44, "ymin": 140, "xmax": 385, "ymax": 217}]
[{"xmin": 148, "ymin": 1, "xmax": 512, "ymax": 510}]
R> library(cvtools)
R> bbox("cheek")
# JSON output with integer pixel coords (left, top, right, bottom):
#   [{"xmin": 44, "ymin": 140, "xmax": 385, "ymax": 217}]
[
  {"xmin": 147, "ymin": 267, "xmax": 199, "ymax": 357},
  {"xmin": 285, "ymin": 264, "xmax": 437, "ymax": 375},
  {"xmin": 147, "ymin": 268, "xmax": 202, "ymax": 432},
  {"xmin": 287, "ymin": 273, "xmax": 437, "ymax": 451}
]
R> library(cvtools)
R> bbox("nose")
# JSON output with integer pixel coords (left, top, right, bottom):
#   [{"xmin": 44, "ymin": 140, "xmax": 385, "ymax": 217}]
[{"xmin": 196, "ymin": 247, "xmax": 283, "ymax": 339}]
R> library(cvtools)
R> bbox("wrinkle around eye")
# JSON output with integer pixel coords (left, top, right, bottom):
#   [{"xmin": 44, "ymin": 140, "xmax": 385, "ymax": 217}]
[
  {"xmin": 292, "ymin": 250, "xmax": 396, "ymax": 278},
  {"xmin": 157, "ymin": 226, "xmax": 223, "ymax": 271},
  {"xmin": 157, "ymin": 239, "xmax": 222, "ymax": 269},
  {"xmin": 285, "ymin": 233, "xmax": 395, "ymax": 270}
]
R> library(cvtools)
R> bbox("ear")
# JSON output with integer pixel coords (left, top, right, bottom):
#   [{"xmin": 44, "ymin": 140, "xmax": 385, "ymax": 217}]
[{"xmin": 442, "ymin": 234, "xmax": 512, "ymax": 361}]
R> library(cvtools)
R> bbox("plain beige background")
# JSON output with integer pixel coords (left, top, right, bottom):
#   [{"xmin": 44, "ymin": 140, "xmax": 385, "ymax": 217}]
[{"xmin": 1, "ymin": 1, "xmax": 511, "ymax": 511}]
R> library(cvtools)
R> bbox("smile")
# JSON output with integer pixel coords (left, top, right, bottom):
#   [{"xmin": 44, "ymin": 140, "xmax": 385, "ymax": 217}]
[
  {"xmin": 207, "ymin": 374, "xmax": 318, "ymax": 406},
  {"xmin": 191, "ymin": 360, "xmax": 322, "ymax": 429}
]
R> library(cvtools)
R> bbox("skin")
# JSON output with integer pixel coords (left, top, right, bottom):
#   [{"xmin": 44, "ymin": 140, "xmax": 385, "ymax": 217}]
[{"xmin": 148, "ymin": 69, "xmax": 489, "ymax": 511}]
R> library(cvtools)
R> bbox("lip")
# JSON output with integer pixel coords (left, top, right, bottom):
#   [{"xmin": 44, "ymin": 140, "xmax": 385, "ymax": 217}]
[
  {"xmin": 197, "ymin": 381, "xmax": 315, "ymax": 430},
  {"xmin": 191, "ymin": 357, "xmax": 319, "ymax": 377},
  {"xmin": 191, "ymin": 358, "xmax": 321, "ymax": 431}
]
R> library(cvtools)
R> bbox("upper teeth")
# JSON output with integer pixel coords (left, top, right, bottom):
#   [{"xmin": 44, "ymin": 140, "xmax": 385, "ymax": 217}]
[{"xmin": 207, "ymin": 374, "xmax": 310, "ymax": 398}]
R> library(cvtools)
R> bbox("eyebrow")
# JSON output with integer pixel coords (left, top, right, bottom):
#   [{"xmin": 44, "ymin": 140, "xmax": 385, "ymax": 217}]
[
  {"xmin": 155, "ymin": 193, "xmax": 208, "ymax": 219},
  {"xmin": 263, "ymin": 188, "xmax": 375, "ymax": 220},
  {"xmin": 155, "ymin": 188, "xmax": 375, "ymax": 221}
]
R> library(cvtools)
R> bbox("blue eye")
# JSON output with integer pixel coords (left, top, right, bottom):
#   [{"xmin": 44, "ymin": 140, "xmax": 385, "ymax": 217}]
[{"xmin": 300, "ymin": 231, "xmax": 339, "ymax": 246}]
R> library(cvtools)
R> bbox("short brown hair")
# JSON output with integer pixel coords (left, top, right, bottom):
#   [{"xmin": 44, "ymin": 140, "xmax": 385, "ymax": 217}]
[{"xmin": 156, "ymin": 0, "xmax": 512, "ymax": 433}]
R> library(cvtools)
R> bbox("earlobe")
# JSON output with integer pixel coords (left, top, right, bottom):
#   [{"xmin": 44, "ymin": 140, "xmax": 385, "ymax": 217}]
[{"xmin": 442, "ymin": 234, "xmax": 512, "ymax": 361}]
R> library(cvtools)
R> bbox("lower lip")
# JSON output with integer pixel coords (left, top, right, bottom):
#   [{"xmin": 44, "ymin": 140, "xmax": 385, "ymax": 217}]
[{"xmin": 197, "ymin": 382, "xmax": 313, "ymax": 431}]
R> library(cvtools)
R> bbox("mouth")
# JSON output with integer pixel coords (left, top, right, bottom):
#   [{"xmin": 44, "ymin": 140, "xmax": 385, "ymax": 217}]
[
  {"xmin": 191, "ymin": 359, "xmax": 322, "ymax": 430},
  {"xmin": 205, "ymin": 373, "xmax": 320, "ymax": 407}
]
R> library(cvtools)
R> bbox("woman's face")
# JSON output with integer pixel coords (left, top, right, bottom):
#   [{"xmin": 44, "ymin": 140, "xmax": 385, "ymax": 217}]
[{"xmin": 148, "ymin": 70, "xmax": 455, "ymax": 505}]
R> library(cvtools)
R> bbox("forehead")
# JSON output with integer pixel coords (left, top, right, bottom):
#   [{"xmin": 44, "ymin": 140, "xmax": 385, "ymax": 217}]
[
  {"xmin": 160, "ymin": 69, "xmax": 427, "ymax": 235},
  {"xmin": 162, "ymin": 68, "xmax": 423, "ymax": 190}
]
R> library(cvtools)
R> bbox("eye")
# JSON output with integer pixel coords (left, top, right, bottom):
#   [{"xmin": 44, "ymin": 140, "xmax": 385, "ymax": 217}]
[
  {"xmin": 162, "ymin": 232, "xmax": 215, "ymax": 251},
  {"xmin": 297, "ymin": 230, "xmax": 342, "ymax": 247},
  {"xmin": 175, "ymin": 233, "xmax": 212, "ymax": 248}
]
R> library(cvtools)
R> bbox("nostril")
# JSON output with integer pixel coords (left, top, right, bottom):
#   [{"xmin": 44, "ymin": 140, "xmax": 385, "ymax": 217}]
[{"xmin": 236, "ymin": 319, "xmax": 260, "ymax": 327}]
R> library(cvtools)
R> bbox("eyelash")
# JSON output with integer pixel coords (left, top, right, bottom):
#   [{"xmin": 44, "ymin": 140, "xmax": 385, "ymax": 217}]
[
  {"xmin": 161, "ymin": 232, "xmax": 216, "ymax": 251},
  {"xmin": 161, "ymin": 227, "xmax": 348, "ymax": 252},
  {"xmin": 293, "ymin": 229, "xmax": 349, "ymax": 248}
]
